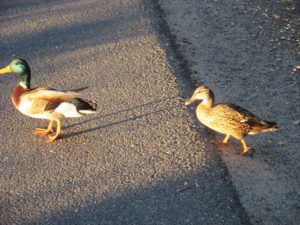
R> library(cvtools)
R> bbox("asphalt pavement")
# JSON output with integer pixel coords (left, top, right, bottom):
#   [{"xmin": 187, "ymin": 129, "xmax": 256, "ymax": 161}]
[{"xmin": 1, "ymin": 1, "xmax": 250, "ymax": 224}]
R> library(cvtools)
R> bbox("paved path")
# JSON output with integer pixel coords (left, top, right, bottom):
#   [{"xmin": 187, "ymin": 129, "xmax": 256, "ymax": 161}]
[{"xmin": 0, "ymin": 1, "xmax": 249, "ymax": 224}]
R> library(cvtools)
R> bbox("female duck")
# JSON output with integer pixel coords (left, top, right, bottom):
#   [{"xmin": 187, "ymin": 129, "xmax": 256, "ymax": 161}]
[
  {"xmin": 0, "ymin": 59, "xmax": 97, "ymax": 142},
  {"xmin": 185, "ymin": 86, "xmax": 279, "ymax": 155}
]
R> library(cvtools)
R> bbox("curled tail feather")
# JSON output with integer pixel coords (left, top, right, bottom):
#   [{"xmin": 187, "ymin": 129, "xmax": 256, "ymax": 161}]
[
  {"xmin": 71, "ymin": 98, "xmax": 97, "ymax": 115},
  {"xmin": 68, "ymin": 87, "xmax": 88, "ymax": 92}
]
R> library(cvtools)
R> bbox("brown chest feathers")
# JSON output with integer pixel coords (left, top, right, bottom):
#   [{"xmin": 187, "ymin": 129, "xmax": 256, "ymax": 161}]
[{"xmin": 11, "ymin": 84, "xmax": 28, "ymax": 109}]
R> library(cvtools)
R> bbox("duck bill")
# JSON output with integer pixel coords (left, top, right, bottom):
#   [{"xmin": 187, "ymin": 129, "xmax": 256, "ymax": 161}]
[
  {"xmin": 185, "ymin": 97, "xmax": 195, "ymax": 106},
  {"xmin": 0, "ymin": 65, "xmax": 12, "ymax": 75}
]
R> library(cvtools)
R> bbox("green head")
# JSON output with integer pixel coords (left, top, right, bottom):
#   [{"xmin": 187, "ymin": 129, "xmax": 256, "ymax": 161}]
[{"xmin": 0, "ymin": 59, "xmax": 31, "ymax": 88}]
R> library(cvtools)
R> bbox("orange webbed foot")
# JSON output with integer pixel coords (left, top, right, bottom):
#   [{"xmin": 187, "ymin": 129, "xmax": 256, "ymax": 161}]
[
  {"xmin": 46, "ymin": 135, "xmax": 59, "ymax": 142},
  {"xmin": 211, "ymin": 135, "xmax": 230, "ymax": 148},
  {"xmin": 46, "ymin": 120, "xmax": 63, "ymax": 142},
  {"xmin": 33, "ymin": 121, "xmax": 54, "ymax": 136},
  {"xmin": 211, "ymin": 140, "xmax": 227, "ymax": 147},
  {"xmin": 46, "ymin": 130, "xmax": 63, "ymax": 142},
  {"xmin": 235, "ymin": 150, "xmax": 249, "ymax": 155},
  {"xmin": 240, "ymin": 139, "xmax": 249, "ymax": 155},
  {"xmin": 235, "ymin": 148, "xmax": 254, "ymax": 157},
  {"xmin": 33, "ymin": 128, "xmax": 53, "ymax": 136}
]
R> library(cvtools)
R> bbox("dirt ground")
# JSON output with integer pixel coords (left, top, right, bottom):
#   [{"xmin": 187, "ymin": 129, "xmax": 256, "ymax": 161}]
[{"xmin": 156, "ymin": 0, "xmax": 300, "ymax": 224}]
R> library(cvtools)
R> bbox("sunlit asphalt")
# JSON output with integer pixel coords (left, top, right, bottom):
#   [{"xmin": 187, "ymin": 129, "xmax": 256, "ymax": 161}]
[{"xmin": 0, "ymin": 1, "xmax": 249, "ymax": 224}]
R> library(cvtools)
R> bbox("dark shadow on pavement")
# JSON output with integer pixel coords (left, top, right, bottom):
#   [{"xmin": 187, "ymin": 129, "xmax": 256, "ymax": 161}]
[
  {"xmin": 63, "ymin": 95, "xmax": 179, "ymax": 130},
  {"xmin": 62, "ymin": 107, "xmax": 170, "ymax": 139}
]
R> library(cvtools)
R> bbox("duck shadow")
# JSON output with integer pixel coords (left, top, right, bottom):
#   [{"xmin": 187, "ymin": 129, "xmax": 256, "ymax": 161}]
[{"xmin": 61, "ymin": 96, "xmax": 181, "ymax": 139}]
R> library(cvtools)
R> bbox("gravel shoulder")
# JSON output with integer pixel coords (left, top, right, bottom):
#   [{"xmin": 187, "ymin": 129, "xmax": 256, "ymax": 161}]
[{"xmin": 156, "ymin": 0, "xmax": 300, "ymax": 224}]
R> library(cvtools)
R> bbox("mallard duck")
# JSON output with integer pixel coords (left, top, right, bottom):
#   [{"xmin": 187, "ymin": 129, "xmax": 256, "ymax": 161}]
[
  {"xmin": 0, "ymin": 59, "xmax": 97, "ymax": 142},
  {"xmin": 185, "ymin": 86, "xmax": 279, "ymax": 155}
]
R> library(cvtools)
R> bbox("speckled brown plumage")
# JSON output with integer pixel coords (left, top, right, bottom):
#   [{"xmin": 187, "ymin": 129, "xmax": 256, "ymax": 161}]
[{"xmin": 185, "ymin": 86, "xmax": 279, "ymax": 155}]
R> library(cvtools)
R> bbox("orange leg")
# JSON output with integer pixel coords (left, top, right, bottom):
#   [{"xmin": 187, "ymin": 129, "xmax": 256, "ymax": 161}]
[
  {"xmin": 212, "ymin": 134, "xmax": 230, "ymax": 147},
  {"xmin": 33, "ymin": 120, "xmax": 54, "ymax": 136},
  {"xmin": 240, "ymin": 138, "xmax": 249, "ymax": 155},
  {"xmin": 47, "ymin": 120, "xmax": 63, "ymax": 142}
]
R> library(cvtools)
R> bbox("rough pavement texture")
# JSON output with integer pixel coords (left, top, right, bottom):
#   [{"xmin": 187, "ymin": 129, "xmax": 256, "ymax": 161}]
[
  {"xmin": 0, "ymin": 0, "xmax": 250, "ymax": 224},
  {"xmin": 157, "ymin": 0, "xmax": 300, "ymax": 225}
]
